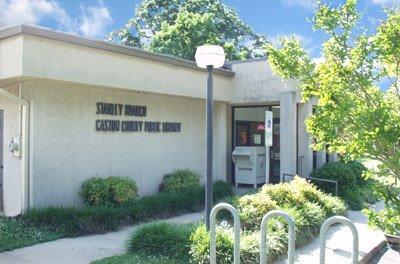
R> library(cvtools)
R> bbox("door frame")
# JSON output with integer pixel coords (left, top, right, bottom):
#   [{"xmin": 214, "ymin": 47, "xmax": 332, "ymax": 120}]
[{"xmin": 230, "ymin": 104, "xmax": 280, "ymax": 185}]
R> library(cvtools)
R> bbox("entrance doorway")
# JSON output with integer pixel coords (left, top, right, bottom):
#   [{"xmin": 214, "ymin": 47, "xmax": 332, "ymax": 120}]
[
  {"xmin": 0, "ymin": 110, "xmax": 3, "ymax": 212},
  {"xmin": 232, "ymin": 106, "xmax": 280, "ymax": 185}
]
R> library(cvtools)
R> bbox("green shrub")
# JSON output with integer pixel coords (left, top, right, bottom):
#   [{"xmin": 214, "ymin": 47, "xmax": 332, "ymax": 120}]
[
  {"xmin": 310, "ymin": 161, "xmax": 377, "ymax": 209},
  {"xmin": 81, "ymin": 176, "xmax": 138, "ymax": 206},
  {"xmin": 20, "ymin": 182, "xmax": 233, "ymax": 238},
  {"xmin": 213, "ymin": 180, "xmax": 234, "ymax": 199},
  {"xmin": 128, "ymin": 222, "xmax": 195, "ymax": 260},
  {"xmin": 160, "ymin": 169, "xmax": 201, "ymax": 192},
  {"xmin": 190, "ymin": 177, "xmax": 347, "ymax": 263},
  {"xmin": 190, "ymin": 224, "xmax": 235, "ymax": 264},
  {"xmin": 230, "ymin": 177, "xmax": 346, "ymax": 230}
]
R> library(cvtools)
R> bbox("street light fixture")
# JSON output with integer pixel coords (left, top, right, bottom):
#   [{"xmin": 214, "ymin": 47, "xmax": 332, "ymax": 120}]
[{"xmin": 195, "ymin": 45, "xmax": 225, "ymax": 229}]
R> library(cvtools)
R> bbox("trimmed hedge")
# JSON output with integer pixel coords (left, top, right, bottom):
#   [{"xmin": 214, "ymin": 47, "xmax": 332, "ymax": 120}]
[
  {"xmin": 81, "ymin": 176, "xmax": 138, "ymax": 206},
  {"xmin": 20, "ymin": 181, "xmax": 232, "ymax": 237},
  {"xmin": 310, "ymin": 161, "xmax": 377, "ymax": 210},
  {"xmin": 160, "ymin": 169, "xmax": 201, "ymax": 192}
]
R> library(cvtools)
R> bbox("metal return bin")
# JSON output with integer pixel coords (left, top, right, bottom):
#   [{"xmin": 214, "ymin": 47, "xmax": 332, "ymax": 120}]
[{"xmin": 232, "ymin": 146, "xmax": 266, "ymax": 188}]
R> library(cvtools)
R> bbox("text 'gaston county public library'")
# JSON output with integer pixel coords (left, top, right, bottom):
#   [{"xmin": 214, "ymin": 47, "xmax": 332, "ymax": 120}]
[{"xmin": 95, "ymin": 102, "xmax": 182, "ymax": 133}]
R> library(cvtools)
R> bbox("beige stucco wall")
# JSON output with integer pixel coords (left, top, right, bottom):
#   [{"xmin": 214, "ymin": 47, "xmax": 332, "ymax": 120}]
[
  {"xmin": 0, "ymin": 85, "xmax": 23, "ymax": 216},
  {"xmin": 229, "ymin": 59, "xmax": 298, "ymax": 105},
  {"xmin": 24, "ymin": 81, "xmax": 227, "ymax": 208},
  {"xmin": 22, "ymin": 35, "xmax": 233, "ymax": 102},
  {"xmin": 0, "ymin": 35, "xmax": 23, "ymax": 79}
]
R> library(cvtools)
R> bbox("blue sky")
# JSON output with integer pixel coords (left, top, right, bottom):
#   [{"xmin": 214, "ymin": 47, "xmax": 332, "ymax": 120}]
[{"xmin": 0, "ymin": 0, "xmax": 397, "ymax": 59}]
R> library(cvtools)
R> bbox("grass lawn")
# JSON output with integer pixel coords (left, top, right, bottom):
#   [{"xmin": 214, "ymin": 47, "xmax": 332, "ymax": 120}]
[
  {"xmin": 0, "ymin": 216, "xmax": 63, "ymax": 252},
  {"xmin": 92, "ymin": 254, "xmax": 186, "ymax": 264}
]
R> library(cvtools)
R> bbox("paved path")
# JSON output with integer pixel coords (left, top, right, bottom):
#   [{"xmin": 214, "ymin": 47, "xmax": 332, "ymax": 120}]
[
  {"xmin": 0, "ymin": 212, "xmax": 204, "ymax": 264},
  {"xmin": 280, "ymin": 202, "xmax": 386, "ymax": 263}
]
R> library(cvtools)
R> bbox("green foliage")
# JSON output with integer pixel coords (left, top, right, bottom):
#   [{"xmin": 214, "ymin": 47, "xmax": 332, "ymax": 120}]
[
  {"xmin": 213, "ymin": 180, "xmax": 234, "ymax": 199},
  {"xmin": 81, "ymin": 177, "xmax": 138, "ymax": 206},
  {"xmin": 19, "ymin": 182, "xmax": 232, "ymax": 238},
  {"xmin": 190, "ymin": 177, "xmax": 346, "ymax": 263},
  {"xmin": 234, "ymin": 177, "xmax": 346, "ymax": 230},
  {"xmin": 190, "ymin": 224, "xmax": 234, "ymax": 264},
  {"xmin": 92, "ymin": 254, "xmax": 187, "ymax": 264},
  {"xmin": 264, "ymin": 0, "xmax": 400, "ymax": 231},
  {"xmin": 161, "ymin": 169, "xmax": 201, "ymax": 192},
  {"xmin": 108, "ymin": 0, "xmax": 267, "ymax": 60},
  {"xmin": 0, "ymin": 216, "xmax": 62, "ymax": 252},
  {"xmin": 127, "ymin": 222, "xmax": 195, "ymax": 260},
  {"xmin": 364, "ymin": 183, "xmax": 400, "ymax": 235},
  {"xmin": 310, "ymin": 161, "xmax": 377, "ymax": 209},
  {"xmin": 150, "ymin": 12, "xmax": 219, "ymax": 60}
]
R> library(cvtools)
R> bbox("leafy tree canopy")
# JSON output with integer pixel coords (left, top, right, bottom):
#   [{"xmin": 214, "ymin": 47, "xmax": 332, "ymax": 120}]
[
  {"xmin": 265, "ymin": 0, "xmax": 400, "ymax": 182},
  {"xmin": 107, "ymin": 0, "xmax": 267, "ymax": 60}
]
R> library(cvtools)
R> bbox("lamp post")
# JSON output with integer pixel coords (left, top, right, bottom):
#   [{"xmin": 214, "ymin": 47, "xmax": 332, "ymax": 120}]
[{"xmin": 195, "ymin": 45, "xmax": 225, "ymax": 229}]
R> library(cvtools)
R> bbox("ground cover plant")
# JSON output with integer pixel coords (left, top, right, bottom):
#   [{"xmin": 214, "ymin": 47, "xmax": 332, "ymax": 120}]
[
  {"xmin": 99, "ymin": 177, "xmax": 346, "ymax": 264},
  {"xmin": 0, "ymin": 216, "xmax": 63, "ymax": 253},
  {"xmin": 311, "ymin": 161, "xmax": 378, "ymax": 210},
  {"xmin": 0, "ymin": 180, "xmax": 232, "ymax": 252}
]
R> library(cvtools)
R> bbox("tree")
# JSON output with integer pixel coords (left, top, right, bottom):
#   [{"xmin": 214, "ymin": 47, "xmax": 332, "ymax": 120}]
[
  {"xmin": 265, "ymin": 0, "xmax": 400, "ymax": 234},
  {"xmin": 107, "ymin": 0, "xmax": 267, "ymax": 60},
  {"xmin": 150, "ymin": 11, "xmax": 249, "ymax": 60}
]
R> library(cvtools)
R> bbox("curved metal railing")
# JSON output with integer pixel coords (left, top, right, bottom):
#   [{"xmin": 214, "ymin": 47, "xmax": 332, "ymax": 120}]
[
  {"xmin": 210, "ymin": 203, "xmax": 241, "ymax": 264},
  {"xmin": 260, "ymin": 210, "xmax": 296, "ymax": 264},
  {"xmin": 319, "ymin": 216, "xmax": 359, "ymax": 264}
]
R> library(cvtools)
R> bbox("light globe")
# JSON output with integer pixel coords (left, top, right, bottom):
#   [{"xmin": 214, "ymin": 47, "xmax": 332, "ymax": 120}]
[{"xmin": 195, "ymin": 45, "xmax": 225, "ymax": 69}]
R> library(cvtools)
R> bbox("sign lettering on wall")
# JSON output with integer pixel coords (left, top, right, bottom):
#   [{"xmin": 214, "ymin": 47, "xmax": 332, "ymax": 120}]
[
  {"xmin": 95, "ymin": 102, "xmax": 181, "ymax": 133},
  {"xmin": 265, "ymin": 111, "xmax": 273, "ymax": 147}
]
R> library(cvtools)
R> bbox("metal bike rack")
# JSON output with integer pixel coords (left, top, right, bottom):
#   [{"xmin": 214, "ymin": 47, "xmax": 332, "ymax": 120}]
[
  {"xmin": 260, "ymin": 210, "xmax": 296, "ymax": 264},
  {"xmin": 210, "ymin": 203, "xmax": 241, "ymax": 264},
  {"xmin": 319, "ymin": 216, "xmax": 359, "ymax": 264}
]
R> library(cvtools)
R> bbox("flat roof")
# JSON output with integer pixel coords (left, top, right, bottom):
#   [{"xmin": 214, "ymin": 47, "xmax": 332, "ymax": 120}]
[{"xmin": 0, "ymin": 24, "xmax": 235, "ymax": 77}]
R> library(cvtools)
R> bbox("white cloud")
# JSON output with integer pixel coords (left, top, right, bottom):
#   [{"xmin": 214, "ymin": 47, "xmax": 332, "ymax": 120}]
[
  {"xmin": 371, "ymin": 0, "xmax": 400, "ymax": 7},
  {"xmin": 281, "ymin": 0, "xmax": 317, "ymax": 10},
  {"xmin": 0, "ymin": 0, "xmax": 72, "ymax": 28},
  {"xmin": 79, "ymin": 2, "xmax": 112, "ymax": 38},
  {"xmin": 0, "ymin": 0, "xmax": 113, "ymax": 38}
]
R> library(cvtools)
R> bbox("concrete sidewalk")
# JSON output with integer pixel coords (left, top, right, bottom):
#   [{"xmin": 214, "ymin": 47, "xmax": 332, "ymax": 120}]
[
  {"xmin": 0, "ymin": 212, "xmax": 204, "ymax": 264},
  {"xmin": 280, "ymin": 202, "xmax": 386, "ymax": 263}
]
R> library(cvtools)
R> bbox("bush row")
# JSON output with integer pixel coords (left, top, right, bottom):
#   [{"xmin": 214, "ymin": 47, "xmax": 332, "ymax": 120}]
[
  {"xmin": 19, "ymin": 181, "xmax": 233, "ymax": 237},
  {"xmin": 81, "ymin": 169, "xmax": 202, "ymax": 206},
  {"xmin": 310, "ymin": 161, "xmax": 378, "ymax": 210},
  {"xmin": 126, "ymin": 177, "xmax": 346, "ymax": 263}
]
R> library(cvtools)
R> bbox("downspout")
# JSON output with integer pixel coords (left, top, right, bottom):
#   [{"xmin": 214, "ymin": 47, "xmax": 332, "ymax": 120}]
[{"xmin": 0, "ymin": 84, "xmax": 30, "ymax": 214}]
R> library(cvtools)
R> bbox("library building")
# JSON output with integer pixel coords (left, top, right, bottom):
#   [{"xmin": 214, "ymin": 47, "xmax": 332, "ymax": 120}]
[{"xmin": 0, "ymin": 25, "xmax": 336, "ymax": 216}]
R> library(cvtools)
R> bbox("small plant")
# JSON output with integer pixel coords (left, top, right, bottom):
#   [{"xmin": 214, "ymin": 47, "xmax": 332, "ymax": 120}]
[
  {"xmin": 160, "ymin": 169, "xmax": 201, "ymax": 192},
  {"xmin": 128, "ymin": 222, "xmax": 195, "ymax": 261},
  {"xmin": 80, "ymin": 176, "xmax": 138, "ymax": 206}
]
